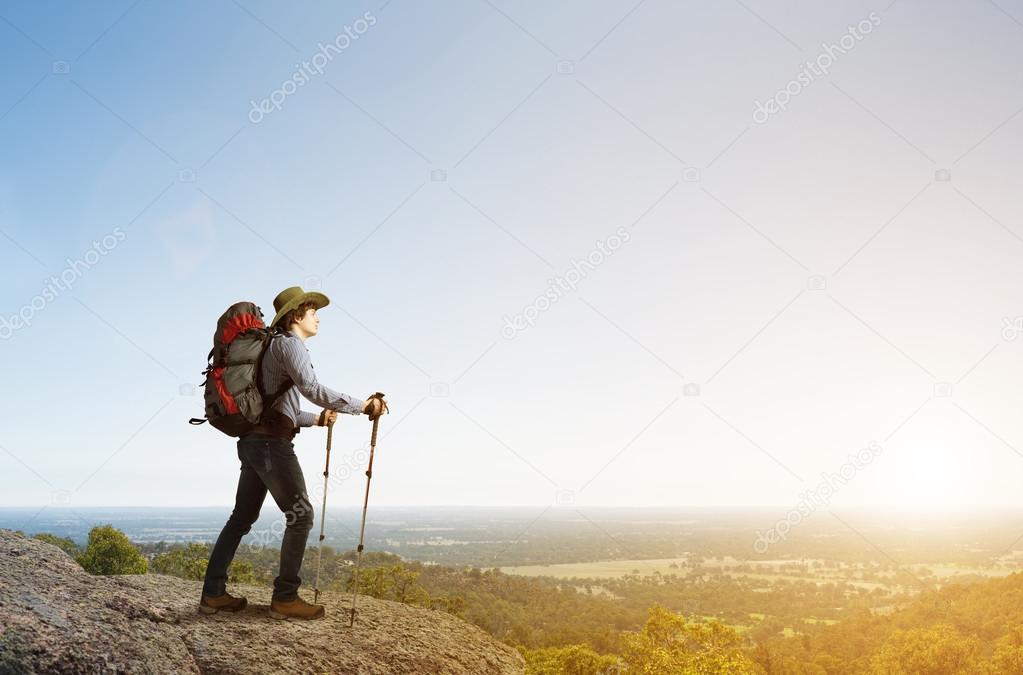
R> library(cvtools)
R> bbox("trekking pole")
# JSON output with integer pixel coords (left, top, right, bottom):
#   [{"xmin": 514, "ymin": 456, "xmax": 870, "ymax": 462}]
[
  {"xmin": 349, "ymin": 392, "xmax": 387, "ymax": 627},
  {"xmin": 313, "ymin": 414, "xmax": 335, "ymax": 605}
]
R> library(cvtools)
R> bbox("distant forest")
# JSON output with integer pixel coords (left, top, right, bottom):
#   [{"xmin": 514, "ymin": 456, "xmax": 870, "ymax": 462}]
[{"xmin": 25, "ymin": 527, "xmax": 1023, "ymax": 674}]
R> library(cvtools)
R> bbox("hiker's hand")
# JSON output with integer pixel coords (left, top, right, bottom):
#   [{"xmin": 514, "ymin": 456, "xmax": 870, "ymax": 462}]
[
  {"xmin": 362, "ymin": 395, "xmax": 388, "ymax": 421},
  {"xmin": 317, "ymin": 409, "xmax": 337, "ymax": 426}
]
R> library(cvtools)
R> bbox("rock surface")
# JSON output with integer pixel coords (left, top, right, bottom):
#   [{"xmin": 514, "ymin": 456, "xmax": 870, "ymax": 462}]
[{"xmin": 0, "ymin": 529, "xmax": 524, "ymax": 674}]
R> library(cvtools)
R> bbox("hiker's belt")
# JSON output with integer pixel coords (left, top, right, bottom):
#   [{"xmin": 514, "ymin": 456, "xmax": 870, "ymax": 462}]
[
  {"xmin": 246, "ymin": 425, "xmax": 298, "ymax": 441},
  {"xmin": 247, "ymin": 409, "xmax": 299, "ymax": 440}
]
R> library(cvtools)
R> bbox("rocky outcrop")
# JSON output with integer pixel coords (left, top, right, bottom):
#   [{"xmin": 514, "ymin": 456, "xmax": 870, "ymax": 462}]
[{"xmin": 0, "ymin": 529, "xmax": 524, "ymax": 674}]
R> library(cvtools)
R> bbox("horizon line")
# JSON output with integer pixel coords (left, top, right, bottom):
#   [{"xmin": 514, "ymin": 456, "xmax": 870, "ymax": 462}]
[{"xmin": 4, "ymin": 504, "xmax": 1023, "ymax": 512}]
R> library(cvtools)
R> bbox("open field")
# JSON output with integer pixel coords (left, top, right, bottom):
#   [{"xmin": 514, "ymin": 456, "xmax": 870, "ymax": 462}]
[
  {"xmin": 497, "ymin": 556, "xmax": 691, "ymax": 579},
  {"xmin": 498, "ymin": 555, "xmax": 1023, "ymax": 587}
]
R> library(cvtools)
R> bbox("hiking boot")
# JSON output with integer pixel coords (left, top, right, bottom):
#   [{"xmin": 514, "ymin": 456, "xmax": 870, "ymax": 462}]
[
  {"xmin": 198, "ymin": 591, "xmax": 248, "ymax": 614},
  {"xmin": 269, "ymin": 596, "xmax": 325, "ymax": 620}
]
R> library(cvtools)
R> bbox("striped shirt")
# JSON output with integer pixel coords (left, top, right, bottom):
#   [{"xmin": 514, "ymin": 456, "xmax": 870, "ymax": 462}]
[{"xmin": 262, "ymin": 330, "xmax": 365, "ymax": 428}]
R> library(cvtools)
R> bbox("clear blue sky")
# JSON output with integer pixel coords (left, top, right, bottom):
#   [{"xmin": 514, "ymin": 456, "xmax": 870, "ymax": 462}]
[{"xmin": 2, "ymin": 0, "xmax": 1023, "ymax": 514}]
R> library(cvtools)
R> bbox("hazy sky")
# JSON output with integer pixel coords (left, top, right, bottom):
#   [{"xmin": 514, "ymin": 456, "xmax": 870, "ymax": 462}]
[{"xmin": 1, "ymin": 0, "xmax": 1022, "ymax": 515}]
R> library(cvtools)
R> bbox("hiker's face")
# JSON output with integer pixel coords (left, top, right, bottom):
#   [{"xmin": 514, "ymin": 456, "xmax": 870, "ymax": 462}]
[{"xmin": 295, "ymin": 307, "xmax": 319, "ymax": 336}]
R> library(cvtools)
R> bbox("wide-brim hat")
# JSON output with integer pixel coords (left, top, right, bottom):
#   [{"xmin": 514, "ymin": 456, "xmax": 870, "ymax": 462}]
[{"xmin": 269, "ymin": 286, "xmax": 330, "ymax": 329}]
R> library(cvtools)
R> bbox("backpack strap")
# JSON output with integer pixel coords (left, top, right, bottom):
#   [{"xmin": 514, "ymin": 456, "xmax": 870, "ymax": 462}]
[
  {"xmin": 189, "ymin": 352, "xmax": 215, "ymax": 425},
  {"xmin": 263, "ymin": 378, "xmax": 293, "ymax": 410},
  {"xmin": 256, "ymin": 332, "xmax": 293, "ymax": 417}
]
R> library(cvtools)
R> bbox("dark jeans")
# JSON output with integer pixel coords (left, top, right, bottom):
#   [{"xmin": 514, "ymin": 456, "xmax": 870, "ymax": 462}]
[{"xmin": 202, "ymin": 433, "xmax": 314, "ymax": 602}]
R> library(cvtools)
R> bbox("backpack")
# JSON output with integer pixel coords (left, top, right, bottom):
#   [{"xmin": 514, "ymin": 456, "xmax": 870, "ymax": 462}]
[{"xmin": 187, "ymin": 301, "xmax": 292, "ymax": 437}]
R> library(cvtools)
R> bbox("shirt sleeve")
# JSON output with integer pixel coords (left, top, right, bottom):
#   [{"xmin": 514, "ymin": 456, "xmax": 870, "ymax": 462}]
[
  {"xmin": 297, "ymin": 410, "xmax": 318, "ymax": 427},
  {"xmin": 277, "ymin": 337, "xmax": 366, "ymax": 416}
]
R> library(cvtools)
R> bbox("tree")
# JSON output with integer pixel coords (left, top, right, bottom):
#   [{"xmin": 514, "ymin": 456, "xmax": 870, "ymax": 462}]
[
  {"xmin": 619, "ymin": 606, "xmax": 760, "ymax": 674},
  {"xmin": 750, "ymin": 617, "xmax": 786, "ymax": 644},
  {"xmin": 150, "ymin": 542, "xmax": 256, "ymax": 584},
  {"xmin": 519, "ymin": 644, "xmax": 621, "ymax": 675},
  {"xmin": 987, "ymin": 625, "xmax": 1023, "ymax": 675},
  {"xmin": 150, "ymin": 543, "xmax": 210, "ymax": 580},
  {"xmin": 869, "ymin": 624, "xmax": 982, "ymax": 674},
  {"xmin": 430, "ymin": 594, "xmax": 467, "ymax": 618},
  {"xmin": 75, "ymin": 525, "xmax": 147, "ymax": 575},
  {"xmin": 346, "ymin": 564, "xmax": 431, "ymax": 608},
  {"xmin": 33, "ymin": 532, "xmax": 80, "ymax": 558}
]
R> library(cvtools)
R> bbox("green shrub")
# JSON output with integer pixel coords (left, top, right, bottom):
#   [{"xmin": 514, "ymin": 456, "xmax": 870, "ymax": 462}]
[
  {"xmin": 32, "ymin": 533, "xmax": 80, "ymax": 558},
  {"xmin": 149, "ymin": 542, "xmax": 255, "ymax": 584},
  {"xmin": 342, "ymin": 564, "xmax": 431, "ymax": 607},
  {"xmin": 519, "ymin": 644, "xmax": 620, "ymax": 675},
  {"xmin": 150, "ymin": 542, "xmax": 210, "ymax": 580},
  {"xmin": 228, "ymin": 560, "xmax": 256, "ymax": 584},
  {"xmin": 75, "ymin": 525, "xmax": 147, "ymax": 575}
]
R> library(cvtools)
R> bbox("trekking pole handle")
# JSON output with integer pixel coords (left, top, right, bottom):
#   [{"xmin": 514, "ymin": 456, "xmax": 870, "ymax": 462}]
[
  {"xmin": 324, "ymin": 420, "xmax": 333, "ymax": 477},
  {"xmin": 366, "ymin": 391, "xmax": 387, "ymax": 425},
  {"xmin": 370, "ymin": 416, "xmax": 380, "ymax": 449}
]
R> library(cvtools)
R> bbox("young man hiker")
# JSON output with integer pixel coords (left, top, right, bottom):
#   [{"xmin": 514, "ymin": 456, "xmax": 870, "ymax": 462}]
[{"xmin": 199, "ymin": 286, "xmax": 388, "ymax": 620}]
